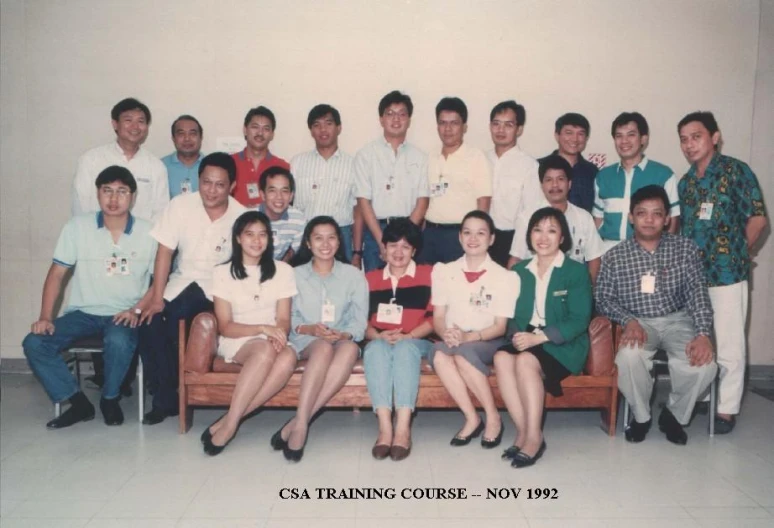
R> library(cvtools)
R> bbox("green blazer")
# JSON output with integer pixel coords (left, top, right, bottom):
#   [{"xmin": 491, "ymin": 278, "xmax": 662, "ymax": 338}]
[{"xmin": 508, "ymin": 257, "xmax": 592, "ymax": 374}]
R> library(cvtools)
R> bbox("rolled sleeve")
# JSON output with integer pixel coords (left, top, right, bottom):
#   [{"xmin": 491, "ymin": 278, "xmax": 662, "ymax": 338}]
[
  {"xmin": 353, "ymin": 151, "xmax": 373, "ymax": 200},
  {"xmin": 52, "ymin": 219, "xmax": 78, "ymax": 268},
  {"xmin": 430, "ymin": 263, "xmax": 449, "ymax": 307},
  {"xmin": 665, "ymin": 174, "xmax": 681, "ymax": 218}
]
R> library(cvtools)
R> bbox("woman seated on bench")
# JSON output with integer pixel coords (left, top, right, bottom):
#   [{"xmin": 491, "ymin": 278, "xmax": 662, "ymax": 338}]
[
  {"xmin": 202, "ymin": 210, "xmax": 299, "ymax": 456},
  {"xmin": 363, "ymin": 219, "xmax": 433, "ymax": 462},
  {"xmin": 272, "ymin": 216, "xmax": 368, "ymax": 462},
  {"xmin": 428, "ymin": 211, "xmax": 520, "ymax": 449},
  {"xmin": 494, "ymin": 207, "xmax": 592, "ymax": 468}
]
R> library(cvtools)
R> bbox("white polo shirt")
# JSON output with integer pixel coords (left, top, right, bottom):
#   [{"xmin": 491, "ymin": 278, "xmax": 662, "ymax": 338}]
[
  {"xmin": 509, "ymin": 200, "xmax": 605, "ymax": 264},
  {"xmin": 53, "ymin": 212, "xmax": 156, "ymax": 316},
  {"xmin": 487, "ymin": 146, "xmax": 543, "ymax": 231},
  {"xmin": 71, "ymin": 142, "xmax": 170, "ymax": 222},
  {"xmin": 431, "ymin": 255, "xmax": 520, "ymax": 332},
  {"xmin": 211, "ymin": 261, "xmax": 297, "ymax": 326},
  {"xmin": 425, "ymin": 143, "xmax": 493, "ymax": 224},
  {"xmin": 151, "ymin": 192, "xmax": 247, "ymax": 301}
]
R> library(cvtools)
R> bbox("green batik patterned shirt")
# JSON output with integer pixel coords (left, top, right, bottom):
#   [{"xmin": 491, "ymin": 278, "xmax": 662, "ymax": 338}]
[{"xmin": 679, "ymin": 152, "xmax": 766, "ymax": 287}]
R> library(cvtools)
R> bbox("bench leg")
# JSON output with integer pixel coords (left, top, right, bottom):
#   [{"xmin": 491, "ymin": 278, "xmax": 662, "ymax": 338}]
[{"xmin": 602, "ymin": 385, "xmax": 619, "ymax": 436}]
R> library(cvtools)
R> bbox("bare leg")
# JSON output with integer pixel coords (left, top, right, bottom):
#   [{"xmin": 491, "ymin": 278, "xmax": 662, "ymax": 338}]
[
  {"xmin": 211, "ymin": 340, "xmax": 276, "ymax": 446},
  {"xmin": 287, "ymin": 340, "xmax": 359, "ymax": 450},
  {"xmin": 393, "ymin": 407, "xmax": 412, "ymax": 448},
  {"xmin": 514, "ymin": 352, "xmax": 545, "ymax": 456},
  {"xmin": 454, "ymin": 355, "xmax": 501, "ymax": 439},
  {"xmin": 494, "ymin": 350, "xmax": 525, "ymax": 448},
  {"xmin": 432, "ymin": 352, "xmax": 480, "ymax": 436}
]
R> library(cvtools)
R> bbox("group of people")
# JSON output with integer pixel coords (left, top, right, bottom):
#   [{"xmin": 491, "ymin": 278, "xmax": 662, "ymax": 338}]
[{"xmin": 21, "ymin": 91, "xmax": 767, "ymax": 468}]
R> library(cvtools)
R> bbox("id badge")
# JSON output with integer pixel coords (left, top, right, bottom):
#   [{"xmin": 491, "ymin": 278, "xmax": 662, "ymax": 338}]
[
  {"xmin": 119, "ymin": 258, "xmax": 130, "ymax": 276},
  {"xmin": 321, "ymin": 301, "xmax": 336, "ymax": 323},
  {"xmin": 641, "ymin": 274, "xmax": 656, "ymax": 294},
  {"xmin": 246, "ymin": 183, "xmax": 260, "ymax": 199},
  {"xmin": 105, "ymin": 257, "xmax": 117, "ymax": 276},
  {"xmin": 699, "ymin": 202, "xmax": 713, "ymax": 221},
  {"xmin": 431, "ymin": 182, "xmax": 446, "ymax": 197},
  {"xmin": 180, "ymin": 179, "xmax": 192, "ymax": 194},
  {"xmin": 376, "ymin": 301, "xmax": 403, "ymax": 324}
]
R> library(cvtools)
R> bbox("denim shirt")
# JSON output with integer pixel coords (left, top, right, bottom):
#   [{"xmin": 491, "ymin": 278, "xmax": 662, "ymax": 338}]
[{"xmin": 290, "ymin": 260, "xmax": 369, "ymax": 342}]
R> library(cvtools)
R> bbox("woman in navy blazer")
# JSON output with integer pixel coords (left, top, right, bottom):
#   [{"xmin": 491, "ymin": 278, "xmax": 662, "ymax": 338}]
[{"xmin": 494, "ymin": 208, "xmax": 592, "ymax": 468}]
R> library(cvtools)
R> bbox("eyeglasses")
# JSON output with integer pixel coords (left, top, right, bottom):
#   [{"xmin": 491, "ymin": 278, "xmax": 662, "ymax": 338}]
[
  {"xmin": 101, "ymin": 187, "xmax": 132, "ymax": 197},
  {"xmin": 491, "ymin": 120, "xmax": 517, "ymax": 129},
  {"xmin": 384, "ymin": 110, "xmax": 409, "ymax": 119}
]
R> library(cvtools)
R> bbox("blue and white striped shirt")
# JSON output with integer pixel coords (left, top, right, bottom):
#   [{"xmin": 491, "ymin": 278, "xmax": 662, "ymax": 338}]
[
  {"xmin": 256, "ymin": 204, "xmax": 306, "ymax": 260},
  {"xmin": 290, "ymin": 148, "xmax": 356, "ymax": 226}
]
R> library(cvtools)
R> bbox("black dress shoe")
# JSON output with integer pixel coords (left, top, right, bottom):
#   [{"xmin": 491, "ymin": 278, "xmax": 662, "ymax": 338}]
[
  {"xmin": 99, "ymin": 397, "xmax": 124, "ymax": 426},
  {"xmin": 624, "ymin": 418, "xmax": 652, "ymax": 443},
  {"xmin": 450, "ymin": 420, "xmax": 484, "ymax": 446},
  {"xmin": 142, "ymin": 407, "xmax": 177, "ymax": 425},
  {"xmin": 501, "ymin": 446, "xmax": 521, "ymax": 460},
  {"xmin": 714, "ymin": 415, "xmax": 736, "ymax": 435},
  {"xmin": 481, "ymin": 423, "xmax": 504, "ymax": 449},
  {"xmin": 270, "ymin": 419, "xmax": 294, "ymax": 451},
  {"xmin": 46, "ymin": 399, "xmax": 95, "ymax": 429},
  {"xmin": 201, "ymin": 413, "xmax": 228, "ymax": 445},
  {"xmin": 511, "ymin": 441, "xmax": 547, "ymax": 468},
  {"xmin": 371, "ymin": 444, "xmax": 391, "ymax": 460},
  {"xmin": 658, "ymin": 408, "xmax": 688, "ymax": 445},
  {"xmin": 283, "ymin": 432, "xmax": 308, "ymax": 462}
]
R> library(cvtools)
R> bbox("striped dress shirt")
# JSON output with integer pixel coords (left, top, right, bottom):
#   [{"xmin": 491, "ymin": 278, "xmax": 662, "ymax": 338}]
[{"xmin": 290, "ymin": 148, "xmax": 356, "ymax": 226}]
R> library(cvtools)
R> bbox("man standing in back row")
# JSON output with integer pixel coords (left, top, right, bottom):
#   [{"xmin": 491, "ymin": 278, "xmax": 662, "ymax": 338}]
[
  {"xmin": 677, "ymin": 111, "xmax": 767, "ymax": 434},
  {"xmin": 162, "ymin": 115, "xmax": 204, "ymax": 198}
]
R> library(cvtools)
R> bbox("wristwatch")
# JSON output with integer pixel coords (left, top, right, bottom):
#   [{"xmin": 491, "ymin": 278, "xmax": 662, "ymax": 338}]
[{"xmin": 352, "ymin": 250, "xmax": 364, "ymax": 256}]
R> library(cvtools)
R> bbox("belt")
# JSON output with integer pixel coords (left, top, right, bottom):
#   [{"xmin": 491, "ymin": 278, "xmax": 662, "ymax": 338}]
[
  {"xmin": 378, "ymin": 216, "xmax": 406, "ymax": 225},
  {"xmin": 425, "ymin": 220, "xmax": 461, "ymax": 229}
]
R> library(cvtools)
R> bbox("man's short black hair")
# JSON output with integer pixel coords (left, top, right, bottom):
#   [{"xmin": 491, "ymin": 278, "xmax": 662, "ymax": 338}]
[
  {"xmin": 95, "ymin": 165, "xmax": 137, "ymax": 193},
  {"xmin": 243, "ymin": 106, "xmax": 277, "ymax": 130},
  {"xmin": 525, "ymin": 207, "xmax": 572, "ymax": 254},
  {"xmin": 381, "ymin": 218, "xmax": 423, "ymax": 253},
  {"xmin": 435, "ymin": 97, "xmax": 468, "ymax": 124},
  {"xmin": 611, "ymin": 112, "xmax": 649, "ymax": 137},
  {"xmin": 111, "ymin": 98, "xmax": 151, "ymax": 124},
  {"xmin": 539, "ymin": 155, "xmax": 573, "ymax": 182},
  {"xmin": 490, "ymin": 100, "xmax": 526, "ymax": 127},
  {"xmin": 307, "ymin": 104, "xmax": 341, "ymax": 128},
  {"xmin": 171, "ymin": 114, "xmax": 203, "ymax": 137},
  {"xmin": 677, "ymin": 111, "xmax": 719, "ymax": 135},
  {"xmin": 555, "ymin": 113, "xmax": 590, "ymax": 135},
  {"xmin": 259, "ymin": 166, "xmax": 296, "ymax": 194},
  {"xmin": 378, "ymin": 91, "xmax": 414, "ymax": 117},
  {"xmin": 198, "ymin": 152, "xmax": 237, "ymax": 184},
  {"xmin": 629, "ymin": 185, "xmax": 670, "ymax": 214}
]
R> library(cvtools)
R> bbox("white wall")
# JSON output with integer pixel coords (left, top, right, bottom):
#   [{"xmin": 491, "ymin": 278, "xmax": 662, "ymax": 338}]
[{"xmin": 1, "ymin": 0, "xmax": 770, "ymax": 363}]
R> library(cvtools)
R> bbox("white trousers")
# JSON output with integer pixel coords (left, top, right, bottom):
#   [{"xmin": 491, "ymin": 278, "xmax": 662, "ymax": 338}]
[{"xmin": 708, "ymin": 281, "xmax": 748, "ymax": 415}]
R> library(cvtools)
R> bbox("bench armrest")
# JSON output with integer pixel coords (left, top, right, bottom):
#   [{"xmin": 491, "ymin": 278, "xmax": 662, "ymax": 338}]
[
  {"xmin": 182, "ymin": 312, "xmax": 219, "ymax": 374},
  {"xmin": 585, "ymin": 316, "xmax": 614, "ymax": 376}
]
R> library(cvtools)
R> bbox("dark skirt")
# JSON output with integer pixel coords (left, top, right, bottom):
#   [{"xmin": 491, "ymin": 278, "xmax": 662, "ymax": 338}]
[{"xmin": 500, "ymin": 339, "xmax": 571, "ymax": 397}]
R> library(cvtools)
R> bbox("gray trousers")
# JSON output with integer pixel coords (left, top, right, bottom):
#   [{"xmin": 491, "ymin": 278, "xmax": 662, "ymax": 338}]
[{"xmin": 616, "ymin": 311, "xmax": 717, "ymax": 425}]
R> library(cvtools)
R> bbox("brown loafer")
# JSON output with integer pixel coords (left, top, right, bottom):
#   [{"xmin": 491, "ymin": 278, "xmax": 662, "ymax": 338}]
[
  {"xmin": 389, "ymin": 443, "xmax": 411, "ymax": 461},
  {"xmin": 371, "ymin": 444, "xmax": 391, "ymax": 460}
]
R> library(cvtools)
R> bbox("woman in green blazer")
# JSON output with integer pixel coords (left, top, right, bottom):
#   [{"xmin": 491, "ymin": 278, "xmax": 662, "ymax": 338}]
[{"xmin": 494, "ymin": 208, "xmax": 592, "ymax": 468}]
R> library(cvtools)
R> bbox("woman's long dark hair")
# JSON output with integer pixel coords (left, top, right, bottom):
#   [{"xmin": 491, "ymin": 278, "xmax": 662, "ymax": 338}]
[
  {"xmin": 291, "ymin": 215, "xmax": 349, "ymax": 267},
  {"xmin": 228, "ymin": 210, "xmax": 276, "ymax": 283}
]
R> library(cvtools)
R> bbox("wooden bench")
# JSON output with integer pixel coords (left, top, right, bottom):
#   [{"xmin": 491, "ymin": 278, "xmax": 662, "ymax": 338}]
[{"xmin": 178, "ymin": 314, "xmax": 619, "ymax": 435}]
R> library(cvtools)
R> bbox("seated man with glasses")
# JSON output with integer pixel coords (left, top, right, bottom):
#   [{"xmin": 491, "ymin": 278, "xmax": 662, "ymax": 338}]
[{"xmin": 23, "ymin": 166, "xmax": 157, "ymax": 429}]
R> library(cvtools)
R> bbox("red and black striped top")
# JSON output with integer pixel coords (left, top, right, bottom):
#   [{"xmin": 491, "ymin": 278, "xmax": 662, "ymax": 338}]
[{"xmin": 365, "ymin": 263, "xmax": 433, "ymax": 333}]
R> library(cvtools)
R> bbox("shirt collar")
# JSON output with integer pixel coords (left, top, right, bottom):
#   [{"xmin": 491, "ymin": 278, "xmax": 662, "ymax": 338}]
[
  {"xmin": 687, "ymin": 151, "xmax": 722, "ymax": 178},
  {"xmin": 617, "ymin": 155, "xmax": 649, "ymax": 173},
  {"xmin": 458, "ymin": 253, "xmax": 493, "ymax": 273},
  {"xmin": 168, "ymin": 152, "xmax": 203, "ymax": 165},
  {"xmin": 257, "ymin": 203, "xmax": 289, "ymax": 221},
  {"xmin": 381, "ymin": 136, "xmax": 406, "ymax": 151},
  {"xmin": 96, "ymin": 211, "xmax": 134, "ymax": 234},
  {"xmin": 525, "ymin": 251, "xmax": 565, "ymax": 275},
  {"xmin": 238, "ymin": 149, "xmax": 274, "ymax": 162},
  {"xmin": 440, "ymin": 142, "xmax": 467, "ymax": 159},
  {"xmin": 315, "ymin": 148, "xmax": 341, "ymax": 160},
  {"xmin": 382, "ymin": 260, "xmax": 417, "ymax": 281}
]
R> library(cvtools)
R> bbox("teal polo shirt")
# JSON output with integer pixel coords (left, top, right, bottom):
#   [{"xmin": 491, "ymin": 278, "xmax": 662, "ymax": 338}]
[
  {"xmin": 162, "ymin": 152, "xmax": 201, "ymax": 198},
  {"xmin": 53, "ymin": 212, "xmax": 157, "ymax": 316},
  {"xmin": 592, "ymin": 156, "xmax": 680, "ymax": 241}
]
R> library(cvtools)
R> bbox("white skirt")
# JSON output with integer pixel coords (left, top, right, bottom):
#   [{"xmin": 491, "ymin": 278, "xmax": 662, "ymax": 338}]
[{"xmin": 217, "ymin": 335, "xmax": 267, "ymax": 363}]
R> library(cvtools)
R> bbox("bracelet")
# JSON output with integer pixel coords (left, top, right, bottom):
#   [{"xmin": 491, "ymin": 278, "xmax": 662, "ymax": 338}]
[{"xmin": 352, "ymin": 250, "xmax": 363, "ymax": 256}]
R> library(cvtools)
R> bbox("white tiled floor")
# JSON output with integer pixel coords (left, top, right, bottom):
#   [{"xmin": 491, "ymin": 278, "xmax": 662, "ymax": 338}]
[{"xmin": 1, "ymin": 373, "xmax": 772, "ymax": 527}]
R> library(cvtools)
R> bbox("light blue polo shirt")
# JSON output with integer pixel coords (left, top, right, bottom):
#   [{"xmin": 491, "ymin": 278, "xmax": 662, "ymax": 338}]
[
  {"xmin": 592, "ymin": 156, "xmax": 680, "ymax": 241},
  {"xmin": 53, "ymin": 212, "xmax": 157, "ymax": 316},
  {"xmin": 256, "ymin": 204, "xmax": 306, "ymax": 260},
  {"xmin": 162, "ymin": 152, "xmax": 202, "ymax": 198}
]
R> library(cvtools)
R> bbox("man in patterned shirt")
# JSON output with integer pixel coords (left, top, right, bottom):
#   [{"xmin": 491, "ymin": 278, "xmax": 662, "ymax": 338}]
[
  {"xmin": 677, "ymin": 111, "xmax": 768, "ymax": 434},
  {"xmin": 596, "ymin": 185, "xmax": 716, "ymax": 445}
]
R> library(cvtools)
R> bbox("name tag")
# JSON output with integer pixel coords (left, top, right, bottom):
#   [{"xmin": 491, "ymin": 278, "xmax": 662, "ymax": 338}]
[
  {"xmin": 105, "ymin": 257, "xmax": 118, "ymax": 276},
  {"xmin": 430, "ymin": 181, "xmax": 449, "ymax": 197},
  {"xmin": 552, "ymin": 290, "xmax": 568, "ymax": 297},
  {"xmin": 180, "ymin": 179, "xmax": 192, "ymax": 194},
  {"xmin": 321, "ymin": 301, "xmax": 336, "ymax": 323},
  {"xmin": 246, "ymin": 183, "xmax": 260, "ymax": 199},
  {"xmin": 376, "ymin": 301, "xmax": 403, "ymax": 324},
  {"xmin": 699, "ymin": 202, "xmax": 713, "ymax": 220},
  {"xmin": 119, "ymin": 257, "xmax": 130, "ymax": 275},
  {"xmin": 641, "ymin": 274, "xmax": 656, "ymax": 294}
]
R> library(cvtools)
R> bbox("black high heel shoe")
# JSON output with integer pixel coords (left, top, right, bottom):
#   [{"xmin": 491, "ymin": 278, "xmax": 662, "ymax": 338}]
[
  {"xmin": 511, "ymin": 440, "xmax": 547, "ymax": 468},
  {"xmin": 481, "ymin": 423, "xmax": 504, "ymax": 449},
  {"xmin": 450, "ymin": 419, "xmax": 484, "ymax": 446},
  {"xmin": 203, "ymin": 421, "xmax": 242, "ymax": 457},
  {"xmin": 283, "ymin": 430, "xmax": 308, "ymax": 462},
  {"xmin": 270, "ymin": 418, "xmax": 294, "ymax": 451},
  {"xmin": 201, "ymin": 413, "xmax": 227, "ymax": 445}
]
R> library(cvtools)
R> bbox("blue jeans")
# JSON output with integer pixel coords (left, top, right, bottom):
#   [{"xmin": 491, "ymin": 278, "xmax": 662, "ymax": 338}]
[
  {"xmin": 340, "ymin": 224, "xmax": 354, "ymax": 263},
  {"xmin": 417, "ymin": 224, "xmax": 463, "ymax": 265},
  {"xmin": 362, "ymin": 220, "xmax": 389, "ymax": 273},
  {"xmin": 139, "ymin": 282, "xmax": 212, "ymax": 413},
  {"xmin": 23, "ymin": 310, "xmax": 138, "ymax": 402},
  {"xmin": 363, "ymin": 338, "xmax": 431, "ymax": 410}
]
